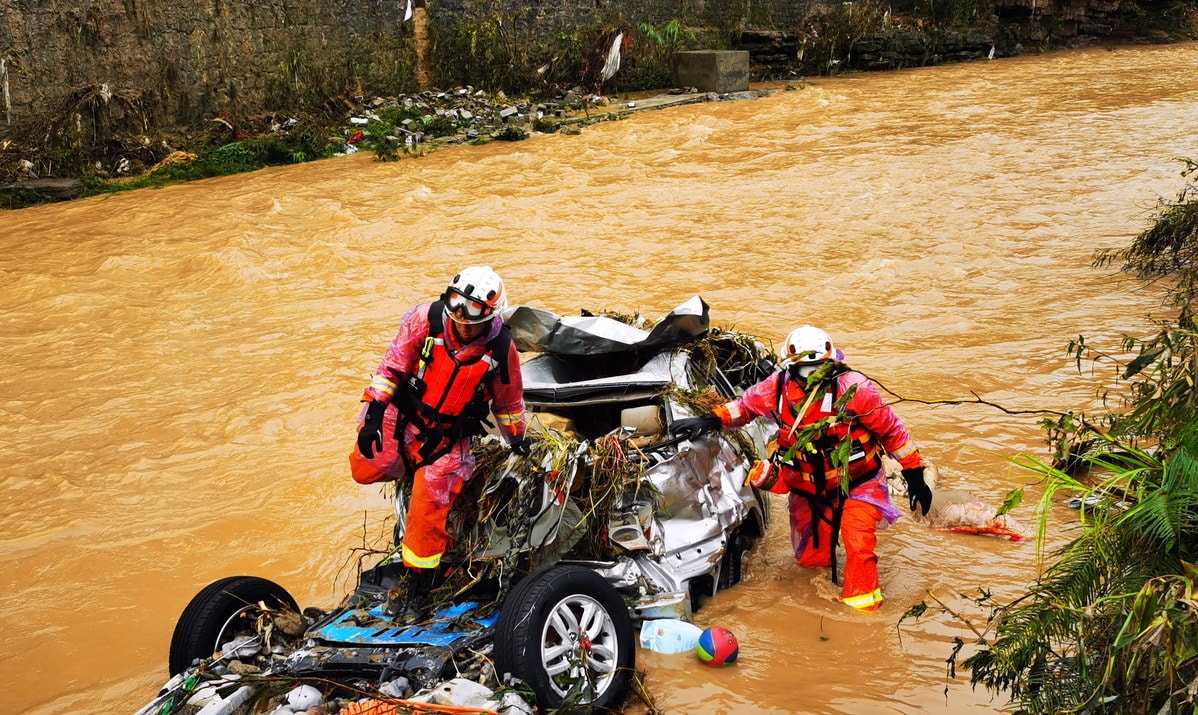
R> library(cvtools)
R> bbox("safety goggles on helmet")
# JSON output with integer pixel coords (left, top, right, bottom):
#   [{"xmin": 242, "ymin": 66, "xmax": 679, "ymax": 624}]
[
  {"xmin": 445, "ymin": 288, "xmax": 496, "ymax": 323},
  {"xmin": 444, "ymin": 266, "xmax": 507, "ymax": 325}
]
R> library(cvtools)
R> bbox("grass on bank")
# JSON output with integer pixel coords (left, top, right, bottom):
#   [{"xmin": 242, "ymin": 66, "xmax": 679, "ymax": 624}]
[{"xmin": 0, "ymin": 100, "xmax": 547, "ymax": 210}]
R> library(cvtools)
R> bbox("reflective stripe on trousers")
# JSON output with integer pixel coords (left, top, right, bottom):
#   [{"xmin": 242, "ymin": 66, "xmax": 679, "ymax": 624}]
[{"xmin": 400, "ymin": 463, "xmax": 467, "ymax": 570}]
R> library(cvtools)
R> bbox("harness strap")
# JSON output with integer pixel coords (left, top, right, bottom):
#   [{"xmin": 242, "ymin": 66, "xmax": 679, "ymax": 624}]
[
  {"xmin": 794, "ymin": 471, "xmax": 876, "ymax": 586},
  {"xmin": 828, "ymin": 497, "xmax": 846, "ymax": 585},
  {"xmin": 424, "ymin": 303, "xmax": 512, "ymax": 380},
  {"xmin": 395, "ymin": 302, "xmax": 513, "ymax": 468}
]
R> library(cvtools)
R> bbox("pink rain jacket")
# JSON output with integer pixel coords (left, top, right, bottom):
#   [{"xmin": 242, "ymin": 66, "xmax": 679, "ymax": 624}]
[
  {"xmin": 717, "ymin": 368, "xmax": 919, "ymax": 526},
  {"xmin": 358, "ymin": 302, "xmax": 526, "ymax": 504}
]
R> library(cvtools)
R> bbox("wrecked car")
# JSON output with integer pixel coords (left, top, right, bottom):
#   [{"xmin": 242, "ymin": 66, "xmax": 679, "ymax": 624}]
[{"xmin": 137, "ymin": 296, "xmax": 778, "ymax": 715}]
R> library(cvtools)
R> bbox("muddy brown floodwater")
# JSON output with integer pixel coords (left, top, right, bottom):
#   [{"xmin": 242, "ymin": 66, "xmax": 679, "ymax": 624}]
[{"xmin": 2, "ymin": 41, "xmax": 1196, "ymax": 715}]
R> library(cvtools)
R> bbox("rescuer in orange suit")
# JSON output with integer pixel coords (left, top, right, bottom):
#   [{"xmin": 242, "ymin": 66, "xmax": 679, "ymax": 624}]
[
  {"xmin": 670, "ymin": 325, "xmax": 932, "ymax": 611},
  {"xmin": 350, "ymin": 266, "xmax": 528, "ymax": 623}
]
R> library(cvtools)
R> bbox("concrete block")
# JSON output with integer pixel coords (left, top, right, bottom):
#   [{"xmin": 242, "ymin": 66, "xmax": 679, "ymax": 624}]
[{"xmin": 670, "ymin": 51, "xmax": 750, "ymax": 93}]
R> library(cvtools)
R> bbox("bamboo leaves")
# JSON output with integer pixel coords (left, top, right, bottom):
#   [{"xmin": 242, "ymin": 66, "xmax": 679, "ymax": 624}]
[{"xmin": 963, "ymin": 159, "xmax": 1198, "ymax": 714}]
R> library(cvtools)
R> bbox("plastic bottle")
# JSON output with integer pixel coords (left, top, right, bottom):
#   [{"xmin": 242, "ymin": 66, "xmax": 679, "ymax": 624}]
[{"xmin": 639, "ymin": 619, "xmax": 704, "ymax": 654}]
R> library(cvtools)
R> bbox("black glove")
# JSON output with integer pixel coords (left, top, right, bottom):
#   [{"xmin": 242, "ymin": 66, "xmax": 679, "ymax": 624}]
[
  {"xmin": 511, "ymin": 436, "xmax": 532, "ymax": 456},
  {"xmin": 902, "ymin": 466, "xmax": 932, "ymax": 516},
  {"xmin": 357, "ymin": 401, "xmax": 387, "ymax": 459},
  {"xmin": 669, "ymin": 413, "xmax": 722, "ymax": 441}
]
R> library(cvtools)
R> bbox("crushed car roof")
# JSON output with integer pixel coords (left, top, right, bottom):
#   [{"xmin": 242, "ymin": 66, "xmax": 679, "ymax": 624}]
[{"xmin": 505, "ymin": 295, "xmax": 710, "ymax": 356}]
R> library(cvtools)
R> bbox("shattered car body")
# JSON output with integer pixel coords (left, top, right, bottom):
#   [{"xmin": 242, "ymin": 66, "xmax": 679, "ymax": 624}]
[{"xmin": 138, "ymin": 296, "xmax": 778, "ymax": 715}]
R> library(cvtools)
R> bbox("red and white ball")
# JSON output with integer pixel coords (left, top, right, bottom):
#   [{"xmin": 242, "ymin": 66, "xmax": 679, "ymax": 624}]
[{"xmin": 695, "ymin": 626, "xmax": 739, "ymax": 667}]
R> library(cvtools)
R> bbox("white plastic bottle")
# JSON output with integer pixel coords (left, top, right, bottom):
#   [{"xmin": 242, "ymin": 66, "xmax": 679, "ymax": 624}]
[{"xmin": 639, "ymin": 619, "xmax": 704, "ymax": 654}]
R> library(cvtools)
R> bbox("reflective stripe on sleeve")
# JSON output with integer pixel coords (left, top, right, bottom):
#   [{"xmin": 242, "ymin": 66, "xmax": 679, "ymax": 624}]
[
  {"xmin": 369, "ymin": 375, "xmax": 398, "ymax": 398},
  {"xmin": 890, "ymin": 440, "xmax": 918, "ymax": 460},
  {"xmin": 494, "ymin": 411, "xmax": 523, "ymax": 426}
]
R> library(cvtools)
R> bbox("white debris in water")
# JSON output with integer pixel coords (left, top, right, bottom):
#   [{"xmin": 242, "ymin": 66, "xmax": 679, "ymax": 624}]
[
  {"xmin": 886, "ymin": 458, "xmax": 1023, "ymax": 539},
  {"xmin": 402, "ymin": 677, "xmax": 534, "ymax": 713},
  {"xmin": 379, "ymin": 676, "xmax": 411, "ymax": 698},
  {"xmin": 497, "ymin": 692, "xmax": 537, "ymax": 714},
  {"xmin": 915, "ymin": 488, "xmax": 1024, "ymax": 538},
  {"xmin": 221, "ymin": 635, "xmax": 261, "ymax": 659},
  {"xmin": 408, "ymin": 678, "xmax": 494, "ymax": 708},
  {"xmin": 186, "ymin": 685, "xmax": 220, "ymax": 707},
  {"xmin": 286, "ymin": 684, "xmax": 322, "ymax": 710}
]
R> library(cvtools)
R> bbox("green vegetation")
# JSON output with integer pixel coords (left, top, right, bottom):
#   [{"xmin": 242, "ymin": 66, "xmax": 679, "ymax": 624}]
[
  {"xmin": 0, "ymin": 109, "xmax": 348, "ymax": 209},
  {"xmin": 793, "ymin": 0, "xmax": 896, "ymax": 75},
  {"xmin": 915, "ymin": 161, "xmax": 1198, "ymax": 714},
  {"xmin": 1113, "ymin": 0, "xmax": 1198, "ymax": 42},
  {"xmin": 916, "ymin": 0, "xmax": 992, "ymax": 31},
  {"xmin": 426, "ymin": 6, "xmax": 709, "ymax": 98},
  {"xmin": 427, "ymin": 5, "xmax": 559, "ymax": 97},
  {"xmin": 84, "ymin": 135, "xmax": 340, "ymax": 195},
  {"xmin": 621, "ymin": 19, "xmax": 700, "ymax": 90}
]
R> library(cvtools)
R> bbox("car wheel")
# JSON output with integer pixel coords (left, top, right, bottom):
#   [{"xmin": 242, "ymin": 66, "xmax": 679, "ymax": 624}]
[
  {"xmin": 494, "ymin": 565, "xmax": 635, "ymax": 712},
  {"xmin": 168, "ymin": 575, "xmax": 299, "ymax": 675},
  {"xmin": 717, "ymin": 530, "xmax": 752, "ymax": 590}
]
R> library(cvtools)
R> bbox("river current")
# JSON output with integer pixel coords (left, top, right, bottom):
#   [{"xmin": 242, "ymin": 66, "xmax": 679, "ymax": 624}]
[{"xmin": 2, "ymin": 42, "xmax": 1196, "ymax": 714}]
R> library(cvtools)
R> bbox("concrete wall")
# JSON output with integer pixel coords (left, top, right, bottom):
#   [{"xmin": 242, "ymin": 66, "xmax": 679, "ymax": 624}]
[{"xmin": 671, "ymin": 50, "xmax": 750, "ymax": 92}]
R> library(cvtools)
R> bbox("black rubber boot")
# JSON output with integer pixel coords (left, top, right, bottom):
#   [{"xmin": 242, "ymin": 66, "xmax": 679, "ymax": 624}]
[
  {"xmin": 400, "ymin": 567, "xmax": 435, "ymax": 625},
  {"xmin": 382, "ymin": 564, "xmax": 420, "ymax": 619}
]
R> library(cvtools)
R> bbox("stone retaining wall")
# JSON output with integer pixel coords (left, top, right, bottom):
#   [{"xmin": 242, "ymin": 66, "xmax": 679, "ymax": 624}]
[
  {"xmin": 0, "ymin": 0, "xmax": 415, "ymax": 131},
  {"xmin": 0, "ymin": 0, "xmax": 1163, "ymax": 137}
]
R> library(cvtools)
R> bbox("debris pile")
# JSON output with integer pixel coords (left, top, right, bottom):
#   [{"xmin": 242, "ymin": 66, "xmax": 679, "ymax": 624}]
[
  {"xmin": 1, "ymin": 84, "xmax": 771, "ymax": 208},
  {"xmin": 887, "ymin": 459, "xmax": 1024, "ymax": 540},
  {"xmin": 174, "ymin": 670, "xmax": 536, "ymax": 715},
  {"xmin": 340, "ymin": 86, "xmax": 614, "ymax": 152},
  {"xmin": 0, "ymin": 85, "xmax": 614, "ymax": 192}
]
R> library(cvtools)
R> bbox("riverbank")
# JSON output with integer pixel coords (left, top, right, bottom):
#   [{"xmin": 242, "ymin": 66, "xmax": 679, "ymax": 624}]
[
  {"xmin": 0, "ymin": 83, "xmax": 776, "ymax": 210},
  {"xmin": 1, "ymin": 27, "xmax": 1193, "ymax": 212}
]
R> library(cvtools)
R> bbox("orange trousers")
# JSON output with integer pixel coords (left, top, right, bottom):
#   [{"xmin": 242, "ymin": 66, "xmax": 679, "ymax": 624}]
[
  {"xmin": 789, "ymin": 493, "xmax": 884, "ymax": 610},
  {"xmin": 398, "ymin": 462, "xmax": 466, "ymax": 570},
  {"xmin": 349, "ymin": 427, "xmax": 474, "ymax": 571}
]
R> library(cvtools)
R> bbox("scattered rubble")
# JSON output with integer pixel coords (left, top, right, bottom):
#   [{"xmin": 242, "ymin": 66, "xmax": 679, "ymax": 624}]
[
  {"xmin": 0, "ymin": 84, "xmax": 774, "ymax": 207},
  {"xmin": 335, "ymin": 85, "xmax": 772, "ymax": 157}
]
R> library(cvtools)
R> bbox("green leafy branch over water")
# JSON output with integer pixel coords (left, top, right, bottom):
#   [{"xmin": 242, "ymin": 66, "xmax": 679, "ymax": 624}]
[{"xmin": 903, "ymin": 159, "xmax": 1198, "ymax": 714}]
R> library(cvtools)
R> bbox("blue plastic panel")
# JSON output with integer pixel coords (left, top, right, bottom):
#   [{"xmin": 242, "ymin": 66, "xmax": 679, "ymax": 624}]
[{"xmin": 312, "ymin": 602, "xmax": 497, "ymax": 647}]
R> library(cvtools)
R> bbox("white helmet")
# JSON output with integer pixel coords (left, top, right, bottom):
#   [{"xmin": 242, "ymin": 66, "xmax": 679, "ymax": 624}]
[
  {"xmin": 444, "ymin": 266, "xmax": 507, "ymax": 324},
  {"xmin": 782, "ymin": 325, "xmax": 835, "ymax": 364}
]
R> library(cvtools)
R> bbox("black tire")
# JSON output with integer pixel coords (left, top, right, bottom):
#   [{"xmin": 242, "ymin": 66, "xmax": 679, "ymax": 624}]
[
  {"xmin": 494, "ymin": 565, "xmax": 635, "ymax": 712},
  {"xmin": 689, "ymin": 574, "xmax": 714, "ymax": 614},
  {"xmin": 717, "ymin": 530, "xmax": 752, "ymax": 591},
  {"xmin": 168, "ymin": 575, "xmax": 299, "ymax": 675}
]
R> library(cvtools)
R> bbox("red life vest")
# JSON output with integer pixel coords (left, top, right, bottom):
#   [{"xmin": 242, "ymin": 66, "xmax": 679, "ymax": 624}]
[
  {"xmin": 415, "ymin": 334, "xmax": 498, "ymax": 421},
  {"xmin": 774, "ymin": 373, "xmax": 882, "ymax": 495},
  {"xmin": 397, "ymin": 301, "xmax": 511, "ymax": 465}
]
